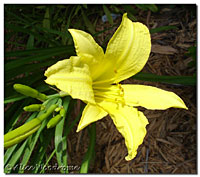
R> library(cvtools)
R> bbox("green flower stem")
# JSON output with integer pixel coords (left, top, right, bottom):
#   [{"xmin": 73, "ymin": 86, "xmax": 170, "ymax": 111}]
[
  {"xmin": 80, "ymin": 123, "xmax": 96, "ymax": 173},
  {"xmin": 40, "ymin": 149, "xmax": 56, "ymax": 174},
  {"xmin": 46, "ymin": 93, "xmax": 60, "ymax": 100}
]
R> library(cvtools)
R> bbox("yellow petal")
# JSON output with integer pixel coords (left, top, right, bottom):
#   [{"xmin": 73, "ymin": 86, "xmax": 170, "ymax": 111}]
[
  {"xmin": 68, "ymin": 29, "xmax": 105, "ymax": 80},
  {"xmin": 122, "ymin": 84, "xmax": 188, "ymax": 110},
  {"xmin": 96, "ymin": 13, "xmax": 151, "ymax": 84},
  {"xmin": 68, "ymin": 29, "xmax": 104, "ymax": 59},
  {"xmin": 97, "ymin": 100, "xmax": 148, "ymax": 161},
  {"xmin": 77, "ymin": 104, "xmax": 108, "ymax": 132},
  {"xmin": 44, "ymin": 56, "xmax": 95, "ymax": 104}
]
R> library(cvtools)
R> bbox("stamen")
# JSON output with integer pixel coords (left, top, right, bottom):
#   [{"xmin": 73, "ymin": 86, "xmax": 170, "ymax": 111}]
[
  {"xmin": 116, "ymin": 83, "xmax": 125, "ymax": 106},
  {"xmin": 93, "ymin": 83, "xmax": 126, "ymax": 107}
]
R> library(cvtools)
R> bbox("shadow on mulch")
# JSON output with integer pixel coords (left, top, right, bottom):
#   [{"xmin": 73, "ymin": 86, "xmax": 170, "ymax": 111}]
[{"xmin": 50, "ymin": 5, "xmax": 197, "ymax": 174}]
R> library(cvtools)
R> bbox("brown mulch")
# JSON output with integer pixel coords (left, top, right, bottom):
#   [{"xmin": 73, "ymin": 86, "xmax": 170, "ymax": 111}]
[{"xmin": 65, "ymin": 5, "xmax": 196, "ymax": 174}]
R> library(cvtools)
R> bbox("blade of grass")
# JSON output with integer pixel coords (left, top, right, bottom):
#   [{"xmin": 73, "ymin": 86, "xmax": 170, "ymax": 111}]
[
  {"xmin": 43, "ymin": 7, "xmax": 50, "ymax": 29},
  {"xmin": 81, "ymin": 8, "xmax": 95, "ymax": 34},
  {"xmin": 122, "ymin": 4, "xmax": 137, "ymax": 14},
  {"xmin": 26, "ymin": 34, "xmax": 34, "ymax": 49},
  {"xmin": 4, "ymin": 96, "xmax": 27, "ymax": 104},
  {"xmin": 122, "ymin": 4, "xmax": 137, "ymax": 21},
  {"xmin": 55, "ymin": 97, "xmax": 70, "ymax": 173},
  {"xmin": 61, "ymin": 97, "xmax": 71, "ymax": 172},
  {"xmin": 4, "ymin": 140, "xmax": 28, "ymax": 173},
  {"xmin": 5, "ymin": 46, "xmax": 75, "ymax": 71},
  {"xmin": 80, "ymin": 123, "xmax": 96, "ymax": 173},
  {"xmin": 5, "ymin": 23, "xmax": 56, "ymax": 46},
  {"xmin": 5, "ymin": 40, "xmax": 26, "ymax": 47},
  {"xmin": 4, "ymin": 144, "xmax": 18, "ymax": 165},
  {"xmin": 65, "ymin": 104, "xmax": 84, "ymax": 137},
  {"xmin": 4, "ymin": 101, "xmax": 21, "ymax": 123},
  {"xmin": 5, "ymin": 45, "xmax": 74, "ymax": 57},
  {"xmin": 5, "ymin": 60, "xmax": 56, "ymax": 82},
  {"xmin": 147, "ymin": 4, "xmax": 158, "ymax": 12},
  {"xmin": 150, "ymin": 25, "xmax": 178, "ymax": 34},
  {"xmin": 23, "ymin": 128, "xmax": 54, "ymax": 173},
  {"xmin": 39, "ymin": 149, "xmax": 56, "ymax": 173},
  {"xmin": 135, "ymin": 4, "xmax": 148, "ymax": 11},
  {"xmin": 103, "ymin": 5, "xmax": 114, "ymax": 25},
  {"xmin": 132, "ymin": 72, "xmax": 196, "ymax": 86}
]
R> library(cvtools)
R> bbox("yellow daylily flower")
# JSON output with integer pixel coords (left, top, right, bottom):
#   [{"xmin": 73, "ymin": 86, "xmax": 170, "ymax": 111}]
[{"xmin": 44, "ymin": 13, "xmax": 187, "ymax": 161}]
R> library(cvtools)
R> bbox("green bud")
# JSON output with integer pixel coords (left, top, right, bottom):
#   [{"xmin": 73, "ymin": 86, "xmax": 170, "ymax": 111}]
[
  {"xmin": 55, "ymin": 107, "xmax": 61, "ymax": 112},
  {"xmin": 4, "ymin": 104, "xmax": 58, "ymax": 149},
  {"xmin": 47, "ymin": 114, "xmax": 62, "ymax": 129},
  {"xmin": 23, "ymin": 104, "xmax": 45, "ymax": 112},
  {"xmin": 4, "ymin": 118, "xmax": 42, "ymax": 149},
  {"xmin": 13, "ymin": 84, "xmax": 47, "ymax": 102},
  {"xmin": 59, "ymin": 108, "xmax": 66, "ymax": 117}
]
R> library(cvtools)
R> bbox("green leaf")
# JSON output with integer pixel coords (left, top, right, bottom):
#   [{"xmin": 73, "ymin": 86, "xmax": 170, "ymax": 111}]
[
  {"xmin": 147, "ymin": 4, "xmax": 158, "ymax": 12},
  {"xmin": 4, "ymin": 96, "xmax": 27, "ymax": 104},
  {"xmin": 122, "ymin": 4, "xmax": 137, "ymax": 15},
  {"xmin": 150, "ymin": 25, "xmax": 178, "ymax": 34},
  {"xmin": 5, "ymin": 45, "xmax": 74, "ymax": 57},
  {"xmin": 39, "ymin": 149, "xmax": 56, "ymax": 173},
  {"xmin": 81, "ymin": 8, "xmax": 95, "ymax": 34},
  {"xmin": 5, "ymin": 46, "xmax": 75, "ymax": 72},
  {"xmin": 80, "ymin": 123, "xmax": 96, "ymax": 173},
  {"xmin": 136, "ymin": 4, "xmax": 158, "ymax": 12},
  {"xmin": 5, "ymin": 60, "xmax": 55, "ymax": 82},
  {"xmin": 43, "ymin": 7, "xmax": 50, "ymax": 29},
  {"xmin": 103, "ymin": 5, "xmax": 113, "ymax": 25},
  {"xmin": 28, "ymin": 129, "xmax": 54, "ymax": 173},
  {"xmin": 4, "ymin": 141, "xmax": 27, "ymax": 173},
  {"xmin": 4, "ymin": 144, "xmax": 18, "ymax": 165},
  {"xmin": 5, "ymin": 23, "xmax": 58, "ymax": 46},
  {"xmin": 132, "ymin": 72, "xmax": 196, "ymax": 86},
  {"xmin": 55, "ymin": 97, "xmax": 70, "ymax": 173},
  {"xmin": 26, "ymin": 34, "xmax": 34, "ymax": 49},
  {"xmin": 65, "ymin": 104, "xmax": 84, "ymax": 137},
  {"xmin": 135, "ymin": 4, "xmax": 148, "ymax": 11},
  {"xmin": 82, "ymin": 4, "xmax": 88, "ymax": 9}
]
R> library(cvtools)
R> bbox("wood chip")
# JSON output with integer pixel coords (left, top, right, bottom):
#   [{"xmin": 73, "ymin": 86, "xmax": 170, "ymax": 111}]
[
  {"xmin": 151, "ymin": 44, "xmax": 178, "ymax": 54},
  {"xmin": 156, "ymin": 138, "xmax": 173, "ymax": 145}
]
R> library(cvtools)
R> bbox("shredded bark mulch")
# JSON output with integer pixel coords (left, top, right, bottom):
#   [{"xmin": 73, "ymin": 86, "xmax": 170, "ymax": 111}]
[{"xmin": 64, "ymin": 5, "xmax": 196, "ymax": 174}]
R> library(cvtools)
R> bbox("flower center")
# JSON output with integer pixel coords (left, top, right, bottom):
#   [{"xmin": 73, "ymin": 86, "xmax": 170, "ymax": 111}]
[{"xmin": 93, "ymin": 84, "xmax": 125, "ymax": 105}]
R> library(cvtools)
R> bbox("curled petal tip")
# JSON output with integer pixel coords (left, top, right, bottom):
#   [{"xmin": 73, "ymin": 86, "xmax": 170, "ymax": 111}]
[
  {"xmin": 76, "ymin": 128, "xmax": 81, "ymax": 133},
  {"xmin": 125, "ymin": 152, "xmax": 137, "ymax": 161},
  {"xmin": 183, "ymin": 105, "xmax": 188, "ymax": 110},
  {"xmin": 123, "ymin": 13, "xmax": 128, "ymax": 18}
]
